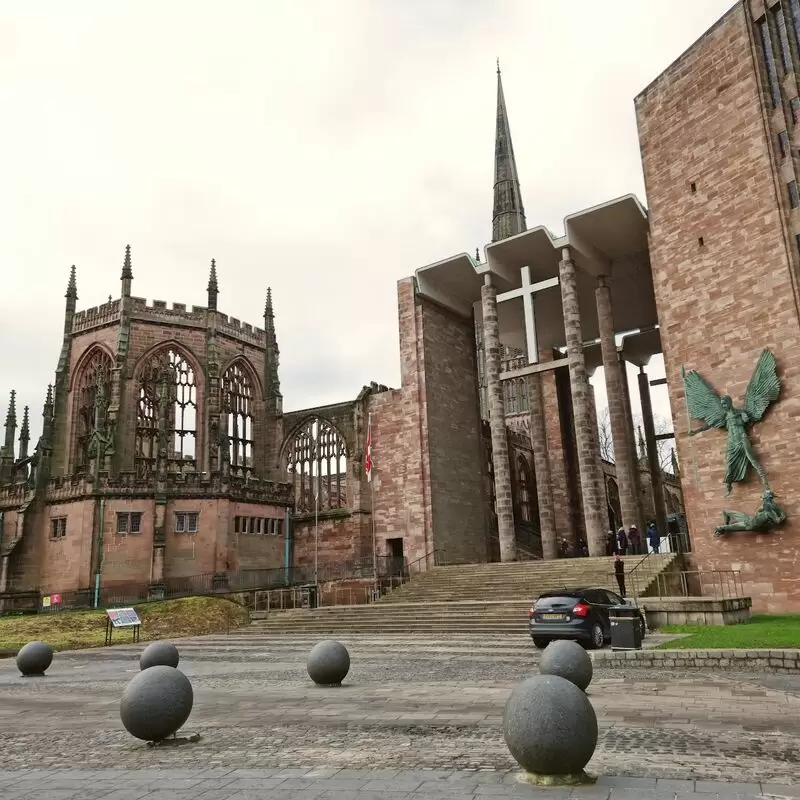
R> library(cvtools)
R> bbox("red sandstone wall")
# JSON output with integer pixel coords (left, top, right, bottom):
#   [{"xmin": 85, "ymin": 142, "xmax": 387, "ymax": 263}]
[
  {"xmin": 230, "ymin": 501, "xmax": 284, "ymax": 571},
  {"xmin": 364, "ymin": 279, "xmax": 433, "ymax": 566},
  {"xmin": 636, "ymin": 5, "xmax": 800, "ymax": 611},
  {"xmin": 101, "ymin": 498, "xmax": 155, "ymax": 586},
  {"xmin": 420, "ymin": 297, "xmax": 489, "ymax": 564}
]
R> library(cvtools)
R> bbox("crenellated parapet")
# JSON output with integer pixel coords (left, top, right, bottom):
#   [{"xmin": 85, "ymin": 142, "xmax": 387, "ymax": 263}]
[{"xmin": 71, "ymin": 300, "xmax": 121, "ymax": 333}]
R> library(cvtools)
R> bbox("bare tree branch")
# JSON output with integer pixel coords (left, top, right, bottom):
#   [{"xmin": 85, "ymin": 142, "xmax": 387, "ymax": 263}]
[{"xmin": 595, "ymin": 407, "xmax": 679, "ymax": 475}]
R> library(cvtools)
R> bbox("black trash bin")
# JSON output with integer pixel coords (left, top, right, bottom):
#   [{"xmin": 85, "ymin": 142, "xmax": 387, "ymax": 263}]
[
  {"xmin": 300, "ymin": 584, "xmax": 318, "ymax": 610},
  {"xmin": 609, "ymin": 605, "xmax": 643, "ymax": 651}
]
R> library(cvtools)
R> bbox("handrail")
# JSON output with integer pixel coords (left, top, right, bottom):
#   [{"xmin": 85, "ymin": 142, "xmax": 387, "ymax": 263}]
[{"xmin": 405, "ymin": 549, "xmax": 442, "ymax": 575}]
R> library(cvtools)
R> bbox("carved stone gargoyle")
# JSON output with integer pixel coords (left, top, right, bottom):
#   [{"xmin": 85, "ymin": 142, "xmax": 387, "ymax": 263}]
[{"xmin": 714, "ymin": 490, "xmax": 787, "ymax": 537}]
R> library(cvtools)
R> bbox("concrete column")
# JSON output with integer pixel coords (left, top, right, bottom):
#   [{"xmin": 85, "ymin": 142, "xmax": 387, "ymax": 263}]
[
  {"xmin": 558, "ymin": 249, "xmax": 606, "ymax": 556},
  {"xmin": 638, "ymin": 367, "xmax": 667, "ymax": 536},
  {"xmin": 526, "ymin": 372, "xmax": 557, "ymax": 559},
  {"xmin": 595, "ymin": 277, "xmax": 640, "ymax": 532},
  {"xmin": 619, "ymin": 359, "xmax": 646, "ymax": 533},
  {"xmin": 481, "ymin": 278, "xmax": 517, "ymax": 562}
]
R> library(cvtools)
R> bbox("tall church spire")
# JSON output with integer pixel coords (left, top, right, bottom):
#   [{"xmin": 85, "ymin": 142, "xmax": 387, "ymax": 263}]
[{"xmin": 492, "ymin": 61, "xmax": 527, "ymax": 242}]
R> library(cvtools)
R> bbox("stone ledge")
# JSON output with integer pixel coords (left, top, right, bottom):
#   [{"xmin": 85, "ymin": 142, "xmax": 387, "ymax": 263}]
[{"xmin": 591, "ymin": 648, "xmax": 800, "ymax": 673}]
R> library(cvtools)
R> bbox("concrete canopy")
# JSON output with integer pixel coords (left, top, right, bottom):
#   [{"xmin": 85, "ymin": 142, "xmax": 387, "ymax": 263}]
[{"xmin": 414, "ymin": 194, "xmax": 661, "ymax": 364}]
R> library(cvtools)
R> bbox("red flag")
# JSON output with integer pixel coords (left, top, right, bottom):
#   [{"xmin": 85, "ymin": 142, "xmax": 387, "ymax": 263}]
[{"xmin": 365, "ymin": 413, "xmax": 373, "ymax": 482}]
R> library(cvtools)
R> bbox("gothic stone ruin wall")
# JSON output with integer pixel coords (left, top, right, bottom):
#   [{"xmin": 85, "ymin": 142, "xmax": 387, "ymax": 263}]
[
  {"xmin": 282, "ymin": 399, "xmax": 373, "ymax": 567},
  {"xmin": 637, "ymin": 1, "xmax": 800, "ymax": 611},
  {"xmin": 2, "ymin": 296, "xmax": 292, "ymax": 595}
]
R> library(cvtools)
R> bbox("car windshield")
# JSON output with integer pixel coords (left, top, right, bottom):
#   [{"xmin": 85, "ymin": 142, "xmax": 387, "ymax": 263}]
[{"xmin": 534, "ymin": 595, "xmax": 580, "ymax": 609}]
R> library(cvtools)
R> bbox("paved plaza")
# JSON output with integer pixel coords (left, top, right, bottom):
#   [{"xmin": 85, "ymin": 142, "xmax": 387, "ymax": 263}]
[{"xmin": 0, "ymin": 631, "xmax": 799, "ymax": 798}]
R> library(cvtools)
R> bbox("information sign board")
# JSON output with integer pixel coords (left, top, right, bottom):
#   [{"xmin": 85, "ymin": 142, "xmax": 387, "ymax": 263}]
[{"xmin": 106, "ymin": 607, "xmax": 141, "ymax": 628}]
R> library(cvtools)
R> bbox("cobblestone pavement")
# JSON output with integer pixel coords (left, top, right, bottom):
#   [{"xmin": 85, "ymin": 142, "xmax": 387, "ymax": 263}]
[{"xmin": 0, "ymin": 631, "xmax": 799, "ymax": 799}]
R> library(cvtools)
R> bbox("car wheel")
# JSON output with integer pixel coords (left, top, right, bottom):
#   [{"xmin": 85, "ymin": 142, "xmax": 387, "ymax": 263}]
[
  {"xmin": 532, "ymin": 637, "xmax": 550, "ymax": 650},
  {"xmin": 586, "ymin": 622, "xmax": 604, "ymax": 650}
]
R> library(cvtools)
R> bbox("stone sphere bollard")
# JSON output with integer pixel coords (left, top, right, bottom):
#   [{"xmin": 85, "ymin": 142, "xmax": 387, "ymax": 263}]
[
  {"xmin": 16, "ymin": 641, "xmax": 54, "ymax": 677},
  {"xmin": 307, "ymin": 639, "xmax": 350, "ymax": 686},
  {"xmin": 503, "ymin": 674, "xmax": 598, "ymax": 783},
  {"xmin": 539, "ymin": 639, "xmax": 593, "ymax": 692},
  {"xmin": 139, "ymin": 641, "xmax": 180, "ymax": 671},
  {"xmin": 120, "ymin": 665, "xmax": 194, "ymax": 742}
]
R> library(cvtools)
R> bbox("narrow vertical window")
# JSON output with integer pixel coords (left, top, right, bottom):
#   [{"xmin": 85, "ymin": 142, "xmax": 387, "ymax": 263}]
[
  {"xmin": 758, "ymin": 19, "xmax": 783, "ymax": 108},
  {"xmin": 779, "ymin": 130, "xmax": 791, "ymax": 158},
  {"xmin": 771, "ymin": 4, "xmax": 793, "ymax": 73},
  {"xmin": 791, "ymin": 98, "xmax": 800, "ymax": 125},
  {"xmin": 788, "ymin": 180, "xmax": 799, "ymax": 207}
]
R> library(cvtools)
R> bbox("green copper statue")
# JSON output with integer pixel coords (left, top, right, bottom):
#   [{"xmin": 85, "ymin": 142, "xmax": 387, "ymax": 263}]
[
  {"xmin": 681, "ymin": 349, "xmax": 780, "ymax": 496},
  {"xmin": 714, "ymin": 490, "xmax": 786, "ymax": 537}
]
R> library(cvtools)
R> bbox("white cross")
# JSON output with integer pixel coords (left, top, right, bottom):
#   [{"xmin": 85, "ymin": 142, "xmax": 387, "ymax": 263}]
[{"xmin": 496, "ymin": 266, "xmax": 559, "ymax": 364}]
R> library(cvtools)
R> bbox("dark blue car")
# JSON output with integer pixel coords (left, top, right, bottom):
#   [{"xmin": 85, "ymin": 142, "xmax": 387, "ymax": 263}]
[{"xmin": 528, "ymin": 587, "xmax": 646, "ymax": 650}]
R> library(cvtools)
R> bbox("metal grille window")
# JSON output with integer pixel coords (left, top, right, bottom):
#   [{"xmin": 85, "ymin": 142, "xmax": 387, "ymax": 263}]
[
  {"xmin": 771, "ymin": 3, "xmax": 793, "ymax": 73},
  {"xmin": 50, "ymin": 517, "xmax": 67, "ymax": 540},
  {"xmin": 789, "ymin": 180, "xmax": 799, "ymax": 207},
  {"xmin": 779, "ymin": 130, "xmax": 791, "ymax": 158},
  {"xmin": 175, "ymin": 512, "xmax": 198, "ymax": 533},
  {"xmin": 117, "ymin": 512, "xmax": 143, "ymax": 535},
  {"xmin": 758, "ymin": 18, "xmax": 783, "ymax": 108},
  {"xmin": 791, "ymin": 97, "xmax": 800, "ymax": 125}
]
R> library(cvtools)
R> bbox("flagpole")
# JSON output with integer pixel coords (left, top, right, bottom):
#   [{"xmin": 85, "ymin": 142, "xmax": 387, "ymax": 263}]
[
  {"xmin": 367, "ymin": 412, "xmax": 378, "ymax": 600},
  {"xmin": 313, "ymin": 459, "xmax": 319, "ymax": 590}
]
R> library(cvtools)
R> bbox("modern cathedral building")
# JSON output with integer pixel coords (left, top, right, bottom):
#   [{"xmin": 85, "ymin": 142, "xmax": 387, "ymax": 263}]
[{"xmin": 2, "ymin": 0, "xmax": 797, "ymax": 612}]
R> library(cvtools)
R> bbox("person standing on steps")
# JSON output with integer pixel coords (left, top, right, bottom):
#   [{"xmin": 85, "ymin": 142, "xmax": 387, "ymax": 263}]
[
  {"xmin": 628, "ymin": 525, "xmax": 641, "ymax": 555},
  {"xmin": 616, "ymin": 526, "xmax": 629, "ymax": 556},
  {"xmin": 614, "ymin": 554, "xmax": 626, "ymax": 597},
  {"xmin": 648, "ymin": 521, "xmax": 661, "ymax": 554}
]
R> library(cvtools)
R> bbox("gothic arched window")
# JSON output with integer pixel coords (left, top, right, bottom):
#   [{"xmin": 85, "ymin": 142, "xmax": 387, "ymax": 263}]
[
  {"xmin": 73, "ymin": 348, "xmax": 113, "ymax": 472},
  {"xmin": 285, "ymin": 417, "xmax": 347, "ymax": 512},
  {"xmin": 517, "ymin": 455, "xmax": 532, "ymax": 523},
  {"xmin": 135, "ymin": 347, "xmax": 197, "ymax": 479},
  {"xmin": 222, "ymin": 361, "xmax": 254, "ymax": 476}
]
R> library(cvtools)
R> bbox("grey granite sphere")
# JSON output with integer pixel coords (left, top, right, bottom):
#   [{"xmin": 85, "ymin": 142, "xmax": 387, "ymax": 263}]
[
  {"xmin": 503, "ymin": 674, "xmax": 598, "ymax": 778},
  {"xmin": 539, "ymin": 639, "xmax": 593, "ymax": 691},
  {"xmin": 307, "ymin": 639, "xmax": 350, "ymax": 686},
  {"xmin": 16, "ymin": 641, "xmax": 54, "ymax": 677},
  {"xmin": 120, "ymin": 665, "xmax": 193, "ymax": 742},
  {"xmin": 139, "ymin": 641, "xmax": 180, "ymax": 671}
]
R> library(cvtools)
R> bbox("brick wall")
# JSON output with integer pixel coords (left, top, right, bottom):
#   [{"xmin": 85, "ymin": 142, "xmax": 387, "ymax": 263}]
[{"xmin": 636, "ymin": 3, "xmax": 800, "ymax": 611}]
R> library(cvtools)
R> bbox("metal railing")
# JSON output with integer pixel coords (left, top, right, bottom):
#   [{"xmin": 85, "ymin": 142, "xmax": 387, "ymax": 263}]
[{"xmin": 3, "ymin": 553, "xmax": 420, "ymax": 615}]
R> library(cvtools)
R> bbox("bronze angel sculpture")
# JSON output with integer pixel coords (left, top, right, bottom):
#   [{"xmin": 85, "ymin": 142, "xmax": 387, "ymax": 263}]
[{"xmin": 681, "ymin": 349, "xmax": 780, "ymax": 497}]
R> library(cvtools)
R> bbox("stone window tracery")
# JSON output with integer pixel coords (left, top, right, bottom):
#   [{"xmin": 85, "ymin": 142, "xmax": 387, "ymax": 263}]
[
  {"xmin": 135, "ymin": 347, "xmax": 197, "ymax": 479},
  {"xmin": 285, "ymin": 417, "xmax": 347, "ymax": 513},
  {"xmin": 73, "ymin": 348, "xmax": 113, "ymax": 473},
  {"xmin": 222, "ymin": 362, "xmax": 254, "ymax": 476},
  {"xmin": 517, "ymin": 456, "xmax": 532, "ymax": 523}
]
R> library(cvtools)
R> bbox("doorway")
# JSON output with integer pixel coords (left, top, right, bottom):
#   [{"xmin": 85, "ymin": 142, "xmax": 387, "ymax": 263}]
[{"xmin": 386, "ymin": 537, "xmax": 405, "ymax": 577}]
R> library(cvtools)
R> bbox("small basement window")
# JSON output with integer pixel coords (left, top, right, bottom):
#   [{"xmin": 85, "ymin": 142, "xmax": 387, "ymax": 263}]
[
  {"xmin": 698, "ymin": 236, "xmax": 705, "ymax": 247},
  {"xmin": 690, "ymin": 181, "xmax": 697, "ymax": 193}
]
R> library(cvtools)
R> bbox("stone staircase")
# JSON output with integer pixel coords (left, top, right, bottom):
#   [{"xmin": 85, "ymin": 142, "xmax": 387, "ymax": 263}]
[{"xmin": 252, "ymin": 554, "xmax": 677, "ymax": 635}]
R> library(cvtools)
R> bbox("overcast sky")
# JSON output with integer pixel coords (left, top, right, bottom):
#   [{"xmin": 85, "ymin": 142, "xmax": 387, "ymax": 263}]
[{"xmin": 0, "ymin": 0, "xmax": 734, "ymax": 447}]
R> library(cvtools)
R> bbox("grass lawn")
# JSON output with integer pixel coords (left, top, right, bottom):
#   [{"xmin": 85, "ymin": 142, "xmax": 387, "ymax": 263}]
[
  {"xmin": 0, "ymin": 596, "xmax": 250, "ymax": 653},
  {"xmin": 657, "ymin": 614, "xmax": 800, "ymax": 649}
]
